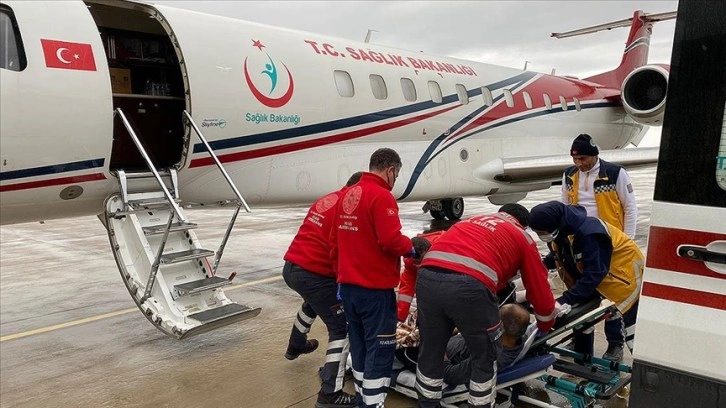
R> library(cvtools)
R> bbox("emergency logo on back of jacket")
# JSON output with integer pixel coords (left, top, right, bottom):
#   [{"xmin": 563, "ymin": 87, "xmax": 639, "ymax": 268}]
[
  {"xmin": 342, "ymin": 186, "xmax": 362, "ymax": 215},
  {"xmin": 315, "ymin": 193, "xmax": 339, "ymax": 213}
]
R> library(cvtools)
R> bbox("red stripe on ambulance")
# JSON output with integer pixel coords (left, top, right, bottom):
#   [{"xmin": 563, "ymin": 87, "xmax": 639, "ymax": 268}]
[{"xmin": 641, "ymin": 282, "xmax": 726, "ymax": 311}]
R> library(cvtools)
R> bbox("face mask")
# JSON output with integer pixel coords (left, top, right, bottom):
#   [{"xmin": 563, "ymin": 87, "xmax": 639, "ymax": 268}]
[{"xmin": 538, "ymin": 229, "xmax": 559, "ymax": 243}]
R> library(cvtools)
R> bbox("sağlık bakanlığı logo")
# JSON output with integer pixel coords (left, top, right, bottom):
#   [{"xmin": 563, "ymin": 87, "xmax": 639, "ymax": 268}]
[{"xmin": 244, "ymin": 39, "xmax": 295, "ymax": 108}]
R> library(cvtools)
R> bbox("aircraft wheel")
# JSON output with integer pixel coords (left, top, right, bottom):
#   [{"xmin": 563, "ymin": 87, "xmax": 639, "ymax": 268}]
[
  {"xmin": 443, "ymin": 197, "xmax": 464, "ymax": 220},
  {"xmin": 430, "ymin": 209, "xmax": 446, "ymax": 220}
]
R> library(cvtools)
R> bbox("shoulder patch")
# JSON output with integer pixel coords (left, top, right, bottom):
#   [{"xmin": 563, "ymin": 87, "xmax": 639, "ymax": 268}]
[
  {"xmin": 387, "ymin": 208, "xmax": 397, "ymax": 216},
  {"xmin": 627, "ymin": 183, "xmax": 634, "ymax": 193}
]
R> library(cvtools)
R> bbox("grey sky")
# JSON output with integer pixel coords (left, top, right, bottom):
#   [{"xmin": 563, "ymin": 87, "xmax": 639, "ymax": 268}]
[{"xmin": 155, "ymin": 1, "xmax": 679, "ymax": 146}]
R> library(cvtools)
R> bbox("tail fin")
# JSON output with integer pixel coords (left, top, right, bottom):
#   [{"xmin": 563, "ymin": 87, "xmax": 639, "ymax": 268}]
[
  {"xmin": 551, "ymin": 10, "xmax": 676, "ymax": 89},
  {"xmin": 584, "ymin": 11, "xmax": 651, "ymax": 88}
]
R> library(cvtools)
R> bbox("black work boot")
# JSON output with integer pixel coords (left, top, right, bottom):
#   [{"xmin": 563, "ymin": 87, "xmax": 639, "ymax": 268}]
[
  {"xmin": 284, "ymin": 339, "xmax": 319, "ymax": 360},
  {"xmin": 602, "ymin": 344, "xmax": 624, "ymax": 363},
  {"xmin": 314, "ymin": 390, "xmax": 357, "ymax": 408}
]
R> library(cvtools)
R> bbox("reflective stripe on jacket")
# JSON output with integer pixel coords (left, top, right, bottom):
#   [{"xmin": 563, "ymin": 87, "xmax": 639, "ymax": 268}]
[{"xmin": 420, "ymin": 213, "xmax": 556, "ymax": 331}]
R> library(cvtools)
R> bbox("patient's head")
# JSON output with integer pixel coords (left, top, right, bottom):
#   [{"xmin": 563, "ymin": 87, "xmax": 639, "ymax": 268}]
[
  {"xmin": 500, "ymin": 304, "xmax": 530, "ymax": 341},
  {"xmin": 411, "ymin": 236, "xmax": 433, "ymax": 266}
]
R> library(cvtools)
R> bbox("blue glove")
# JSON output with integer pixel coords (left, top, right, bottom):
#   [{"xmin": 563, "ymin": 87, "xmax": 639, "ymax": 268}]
[
  {"xmin": 336, "ymin": 284, "xmax": 342, "ymax": 301},
  {"xmin": 404, "ymin": 247, "xmax": 417, "ymax": 259},
  {"xmin": 536, "ymin": 329, "xmax": 549, "ymax": 339}
]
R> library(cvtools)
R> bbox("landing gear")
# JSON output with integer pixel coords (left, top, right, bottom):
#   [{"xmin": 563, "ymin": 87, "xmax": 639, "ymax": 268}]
[
  {"xmin": 430, "ymin": 209, "xmax": 446, "ymax": 220},
  {"xmin": 423, "ymin": 198, "xmax": 464, "ymax": 221},
  {"xmin": 442, "ymin": 197, "xmax": 464, "ymax": 220}
]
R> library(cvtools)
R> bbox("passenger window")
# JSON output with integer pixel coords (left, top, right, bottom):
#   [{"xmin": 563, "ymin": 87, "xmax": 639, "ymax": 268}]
[
  {"xmin": 334, "ymin": 70, "xmax": 354, "ymax": 97},
  {"xmin": 428, "ymin": 81, "xmax": 443, "ymax": 103},
  {"xmin": 573, "ymin": 97, "xmax": 582, "ymax": 112},
  {"xmin": 370, "ymin": 74, "xmax": 387, "ymax": 100},
  {"xmin": 481, "ymin": 86, "xmax": 493, "ymax": 105},
  {"xmin": 0, "ymin": 7, "xmax": 27, "ymax": 71},
  {"xmin": 503, "ymin": 89, "xmax": 514, "ymax": 108},
  {"xmin": 559, "ymin": 96, "xmax": 568, "ymax": 111},
  {"xmin": 543, "ymin": 94, "xmax": 552, "ymax": 110},
  {"xmin": 717, "ymin": 101, "xmax": 726, "ymax": 191},
  {"xmin": 456, "ymin": 84, "xmax": 468, "ymax": 105},
  {"xmin": 523, "ymin": 91, "xmax": 533, "ymax": 109},
  {"xmin": 401, "ymin": 78, "xmax": 417, "ymax": 102}
]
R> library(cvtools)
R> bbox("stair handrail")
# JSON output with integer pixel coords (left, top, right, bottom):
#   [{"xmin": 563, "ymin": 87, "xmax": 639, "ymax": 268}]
[
  {"xmin": 114, "ymin": 108, "xmax": 187, "ymax": 222},
  {"xmin": 183, "ymin": 110, "xmax": 251, "ymax": 213}
]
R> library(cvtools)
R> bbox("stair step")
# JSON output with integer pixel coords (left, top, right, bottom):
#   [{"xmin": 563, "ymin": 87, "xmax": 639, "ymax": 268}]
[
  {"xmin": 174, "ymin": 276, "xmax": 231, "ymax": 296},
  {"xmin": 160, "ymin": 248, "xmax": 214, "ymax": 264},
  {"xmin": 142, "ymin": 221, "xmax": 198, "ymax": 235},
  {"xmin": 128, "ymin": 197, "xmax": 179, "ymax": 209},
  {"xmin": 123, "ymin": 170, "xmax": 173, "ymax": 179},
  {"xmin": 181, "ymin": 303, "xmax": 262, "ymax": 339}
]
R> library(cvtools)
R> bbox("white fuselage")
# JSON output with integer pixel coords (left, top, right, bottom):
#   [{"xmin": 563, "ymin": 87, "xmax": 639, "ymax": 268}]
[{"xmin": 0, "ymin": 0, "xmax": 644, "ymax": 224}]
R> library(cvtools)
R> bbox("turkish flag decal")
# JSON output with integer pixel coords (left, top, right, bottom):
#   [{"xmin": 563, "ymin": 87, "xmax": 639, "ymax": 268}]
[{"xmin": 41, "ymin": 39, "xmax": 97, "ymax": 71}]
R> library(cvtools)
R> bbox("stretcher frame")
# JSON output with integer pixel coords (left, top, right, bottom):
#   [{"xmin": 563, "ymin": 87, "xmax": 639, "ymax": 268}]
[{"xmin": 387, "ymin": 299, "xmax": 632, "ymax": 408}]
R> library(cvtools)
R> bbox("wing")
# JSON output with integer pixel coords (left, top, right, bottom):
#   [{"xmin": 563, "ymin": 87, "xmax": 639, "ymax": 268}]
[{"xmin": 474, "ymin": 147, "xmax": 659, "ymax": 185}]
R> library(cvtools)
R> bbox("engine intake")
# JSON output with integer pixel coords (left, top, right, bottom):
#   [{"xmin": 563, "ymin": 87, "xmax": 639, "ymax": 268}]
[{"xmin": 621, "ymin": 65, "xmax": 669, "ymax": 126}]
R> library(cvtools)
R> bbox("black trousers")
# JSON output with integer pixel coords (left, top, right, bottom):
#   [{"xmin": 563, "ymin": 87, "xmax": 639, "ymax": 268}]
[
  {"xmin": 415, "ymin": 268, "xmax": 502, "ymax": 408},
  {"xmin": 283, "ymin": 261, "xmax": 349, "ymax": 394}
]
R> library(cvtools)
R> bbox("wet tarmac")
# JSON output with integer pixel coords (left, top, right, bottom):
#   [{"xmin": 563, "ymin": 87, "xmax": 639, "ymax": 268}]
[{"xmin": 0, "ymin": 168, "xmax": 656, "ymax": 408}]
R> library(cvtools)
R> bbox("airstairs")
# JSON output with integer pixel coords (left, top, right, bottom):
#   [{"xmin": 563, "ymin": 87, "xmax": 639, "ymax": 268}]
[{"xmin": 104, "ymin": 109, "xmax": 260, "ymax": 339}]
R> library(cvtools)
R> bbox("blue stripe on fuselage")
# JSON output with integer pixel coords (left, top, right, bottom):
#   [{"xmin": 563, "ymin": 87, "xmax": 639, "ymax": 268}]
[
  {"xmin": 399, "ymin": 73, "xmax": 538, "ymax": 199},
  {"xmin": 398, "ymin": 100, "xmax": 619, "ymax": 199},
  {"xmin": 192, "ymin": 72, "xmax": 537, "ymax": 154},
  {"xmin": 0, "ymin": 158, "xmax": 105, "ymax": 181}
]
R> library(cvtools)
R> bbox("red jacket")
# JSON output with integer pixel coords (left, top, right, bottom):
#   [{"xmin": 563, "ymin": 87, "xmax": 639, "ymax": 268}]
[
  {"xmin": 332, "ymin": 172, "xmax": 412, "ymax": 289},
  {"xmin": 397, "ymin": 230, "xmax": 445, "ymax": 321},
  {"xmin": 284, "ymin": 187, "xmax": 348, "ymax": 278},
  {"xmin": 420, "ymin": 213, "xmax": 557, "ymax": 331}
]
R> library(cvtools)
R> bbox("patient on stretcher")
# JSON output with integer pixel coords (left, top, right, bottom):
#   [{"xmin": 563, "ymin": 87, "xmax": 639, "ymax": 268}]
[{"xmin": 395, "ymin": 304, "xmax": 535, "ymax": 385}]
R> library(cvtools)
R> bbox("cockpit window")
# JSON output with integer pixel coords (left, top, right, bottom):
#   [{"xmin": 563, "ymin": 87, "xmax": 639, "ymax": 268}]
[
  {"xmin": 0, "ymin": 7, "xmax": 27, "ymax": 71},
  {"xmin": 717, "ymin": 101, "xmax": 726, "ymax": 190}
]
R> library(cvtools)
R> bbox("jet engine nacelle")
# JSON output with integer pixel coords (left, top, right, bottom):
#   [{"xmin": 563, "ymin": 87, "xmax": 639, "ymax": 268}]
[{"xmin": 621, "ymin": 65, "xmax": 669, "ymax": 126}]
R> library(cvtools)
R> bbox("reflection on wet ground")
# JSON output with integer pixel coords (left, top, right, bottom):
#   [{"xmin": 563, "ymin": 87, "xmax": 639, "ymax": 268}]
[{"xmin": 0, "ymin": 168, "xmax": 655, "ymax": 407}]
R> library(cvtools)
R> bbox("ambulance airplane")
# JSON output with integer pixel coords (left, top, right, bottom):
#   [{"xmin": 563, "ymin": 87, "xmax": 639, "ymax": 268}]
[{"xmin": 0, "ymin": 0, "xmax": 673, "ymax": 338}]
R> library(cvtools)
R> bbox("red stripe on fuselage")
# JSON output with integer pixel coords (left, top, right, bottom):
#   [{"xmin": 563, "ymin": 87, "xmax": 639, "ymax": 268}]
[
  {"xmin": 646, "ymin": 225, "xmax": 726, "ymax": 280},
  {"xmin": 446, "ymin": 75, "xmax": 618, "ymax": 142},
  {"xmin": 0, "ymin": 173, "xmax": 107, "ymax": 192},
  {"xmin": 641, "ymin": 282, "xmax": 726, "ymax": 311},
  {"xmin": 189, "ymin": 105, "xmax": 459, "ymax": 168}
]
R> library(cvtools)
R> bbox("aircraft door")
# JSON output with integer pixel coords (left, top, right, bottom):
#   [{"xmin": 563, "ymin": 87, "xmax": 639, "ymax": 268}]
[{"xmin": 85, "ymin": 1, "xmax": 189, "ymax": 172}]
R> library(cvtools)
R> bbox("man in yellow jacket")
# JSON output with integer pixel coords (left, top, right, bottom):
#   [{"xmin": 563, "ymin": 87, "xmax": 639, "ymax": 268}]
[
  {"xmin": 561, "ymin": 134, "xmax": 638, "ymax": 362},
  {"xmin": 530, "ymin": 201, "xmax": 644, "ymax": 360}
]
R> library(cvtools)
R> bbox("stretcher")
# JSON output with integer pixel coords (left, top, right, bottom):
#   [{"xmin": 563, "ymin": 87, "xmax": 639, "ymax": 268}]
[{"xmin": 387, "ymin": 298, "xmax": 632, "ymax": 408}]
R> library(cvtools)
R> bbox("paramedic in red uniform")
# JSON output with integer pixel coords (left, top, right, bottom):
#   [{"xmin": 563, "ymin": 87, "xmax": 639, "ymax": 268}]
[
  {"xmin": 397, "ymin": 231, "xmax": 445, "ymax": 322},
  {"xmin": 414, "ymin": 204, "xmax": 557, "ymax": 408},
  {"xmin": 332, "ymin": 148, "xmax": 414, "ymax": 408},
  {"xmin": 283, "ymin": 172, "xmax": 362, "ymax": 408}
]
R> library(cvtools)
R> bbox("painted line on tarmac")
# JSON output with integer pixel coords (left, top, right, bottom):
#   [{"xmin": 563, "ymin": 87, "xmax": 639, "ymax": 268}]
[{"xmin": 0, "ymin": 275, "xmax": 283, "ymax": 343}]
